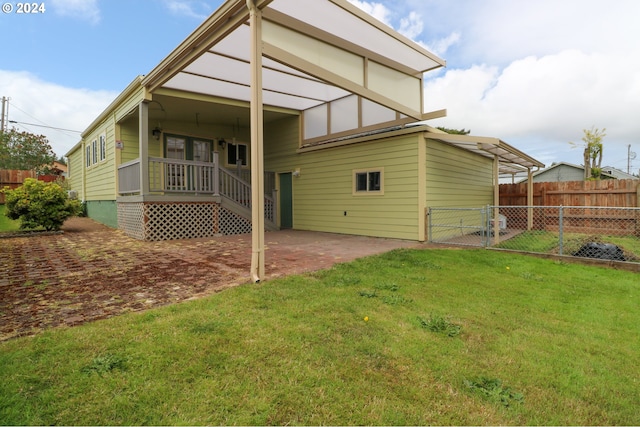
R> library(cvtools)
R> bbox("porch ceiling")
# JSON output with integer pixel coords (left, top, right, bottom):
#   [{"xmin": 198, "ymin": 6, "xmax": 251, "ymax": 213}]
[
  {"xmin": 143, "ymin": 94, "xmax": 294, "ymax": 127},
  {"xmin": 141, "ymin": 0, "xmax": 445, "ymax": 116}
]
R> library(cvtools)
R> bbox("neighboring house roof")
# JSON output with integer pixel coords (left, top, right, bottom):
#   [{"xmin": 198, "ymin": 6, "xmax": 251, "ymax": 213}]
[
  {"xmin": 601, "ymin": 166, "xmax": 638, "ymax": 180},
  {"xmin": 516, "ymin": 162, "xmax": 617, "ymax": 183},
  {"xmin": 52, "ymin": 161, "xmax": 68, "ymax": 173}
]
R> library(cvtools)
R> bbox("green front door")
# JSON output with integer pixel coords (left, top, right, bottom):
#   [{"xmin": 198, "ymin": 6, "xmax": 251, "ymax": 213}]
[{"xmin": 280, "ymin": 172, "xmax": 293, "ymax": 229}]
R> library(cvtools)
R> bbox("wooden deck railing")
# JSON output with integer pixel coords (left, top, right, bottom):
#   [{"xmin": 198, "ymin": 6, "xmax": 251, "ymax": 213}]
[
  {"xmin": 118, "ymin": 156, "xmax": 276, "ymax": 223},
  {"xmin": 117, "ymin": 159, "xmax": 141, "ymax": 194},
  {"xmin": 148, "ymin": 156, "xmax": 219, "ymax": 194}
]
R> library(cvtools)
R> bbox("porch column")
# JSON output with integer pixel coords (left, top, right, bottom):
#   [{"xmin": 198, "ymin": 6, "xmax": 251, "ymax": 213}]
[
  {"xmin": 139, "ymin": 101, "xmax": 150, "ymax": 195},
  {"xmin": 248, "ymin": 0, "xmax": 265, "ymax": 282}
]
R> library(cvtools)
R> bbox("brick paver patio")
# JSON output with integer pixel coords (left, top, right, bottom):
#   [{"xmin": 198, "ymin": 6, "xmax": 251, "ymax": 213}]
[{"xmin": 0, "ymin": 217, "xmax": 421, "ymax": 341}]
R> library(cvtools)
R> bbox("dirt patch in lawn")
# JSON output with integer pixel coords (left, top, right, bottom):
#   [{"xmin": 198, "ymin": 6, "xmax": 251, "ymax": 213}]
[{"xmin": 0, "ymin": 217, "xmax": 421, "ymax": 341}]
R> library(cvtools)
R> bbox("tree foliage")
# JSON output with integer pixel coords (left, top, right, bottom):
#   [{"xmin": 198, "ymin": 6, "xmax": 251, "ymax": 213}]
[
  {"xmin": 437, "ymin": 127, "xmax": 471, "ymax": 135},
  {"xmin": 0, "ymin": 128, "xmax": 57, "ymax": 173},
  {"xmin": 2, "ymin": 178, "xmax": 81, "ymax": 231},
  {"xmin": 570, "ymin": 127, "xmax": 606, "ymax": 179}
]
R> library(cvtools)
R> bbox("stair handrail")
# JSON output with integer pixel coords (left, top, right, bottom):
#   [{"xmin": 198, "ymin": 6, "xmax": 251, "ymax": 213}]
[{"xmin": 218, "ymin": 168, "xmax": 276, "ymax": 224}]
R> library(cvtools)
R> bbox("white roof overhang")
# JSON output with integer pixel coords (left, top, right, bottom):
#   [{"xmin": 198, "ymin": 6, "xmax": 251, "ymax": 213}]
[
  {"xmin": 423, "ymin": 129, "xmax": 545, "ymax": 173},
  {"xmin": 141, "ymin": 0, "xmax": 445, "ymax": 120}
]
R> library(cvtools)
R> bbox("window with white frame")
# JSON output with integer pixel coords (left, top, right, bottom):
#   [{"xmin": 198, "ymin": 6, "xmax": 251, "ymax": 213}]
[
  {"xmin": 353, "ymin": 168, "xmax": 384, "ymax": 195},
  {"xmin": 86, "ymin": 145, "xmax": 91, "ymax": 168},
  {"xmin": 92, "ymin": 139, "xmax": 98, "ymax": 165},
  {"xmin": 227, "ymin": 142, "xmax": 248, "ymax": 166},
  {"xmin": 99, "ymin": 133, "xmax": 106, "ymax": 162}
]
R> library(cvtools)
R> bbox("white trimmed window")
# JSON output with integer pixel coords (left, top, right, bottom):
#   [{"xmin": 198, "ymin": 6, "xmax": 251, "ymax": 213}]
[
  {"xmin": 92, "ymin": 139, "xmax": 98, "ymax": 165},
  {"xmin": 353, "ymin": 168, "xmax": 384, "ymax": 195},
  {"xmin": 86, "ymin": 145, "xmax": 91, "ymax": 168},
  {"xmin": 99, "ymin": 133, "xmax": 106, "ymax": 162},
  {"xmin": 227, "ymin": 142, "xmax": 248, "ymax": 166}
]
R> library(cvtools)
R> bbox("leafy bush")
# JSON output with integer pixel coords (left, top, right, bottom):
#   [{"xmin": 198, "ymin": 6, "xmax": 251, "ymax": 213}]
[{"xmin": 2, "ymin": 178, "xmax": 81, "ymax": 231}]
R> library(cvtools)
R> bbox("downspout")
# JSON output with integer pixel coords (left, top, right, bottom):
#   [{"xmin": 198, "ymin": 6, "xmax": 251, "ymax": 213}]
[{"xmin": 247, "ymin": 0, "xmax": 265, "ymax": 283}]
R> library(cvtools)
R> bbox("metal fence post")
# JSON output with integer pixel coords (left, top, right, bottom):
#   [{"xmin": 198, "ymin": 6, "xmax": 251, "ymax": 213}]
[
  {"xmin": 427, "ymin": 207, "xmax": 432, "ymax": 243},
  {"xmin": 485, "ymin": 205, "xmax": 491, "ymax": 247},
  {"xmin": 558, "ymin": 205, "xmax": 564, "ymax": 255}
]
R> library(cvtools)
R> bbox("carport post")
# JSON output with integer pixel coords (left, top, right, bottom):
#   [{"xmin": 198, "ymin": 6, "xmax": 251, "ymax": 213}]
[
  {"xmin": 527, "ymin": 167, "xmax": 533, "ymax": 230},
  {"xmin": 248, "ymin": 0, "xmax": 265, "ymax": 282},
  {"xmin": 493, "ymin": 154, "xmax": 500, "ymax": 245}
]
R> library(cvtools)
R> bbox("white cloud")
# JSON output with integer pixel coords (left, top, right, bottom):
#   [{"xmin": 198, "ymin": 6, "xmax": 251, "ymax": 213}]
[
  {"xmin": 162, "ymin": 0, "xmax": 213, "ymax": 20},
  {"xmin": 0, "ymin": 70, "xmax": 117, "ymax": 157},
  {"xmin": 347, "ymin": 0, "xmax": 392, "ymax": 26},
  {"xmin": 426, "ymin": 32, "xmax": 460, "ymax": 58},
  {"xmin": 50, "ymin": 0, "xmax": 100, "ymax": 24},
  {"xmin": 425, "ymin": 49, "xmax": 640, "ymax": 169},
  {"xmin": 445, "ymin": 0, "xmax": 640, "ymax": 66},
  {"xmin": 398, "ymin": 11, "xmax": 423, "ymax": 40}
]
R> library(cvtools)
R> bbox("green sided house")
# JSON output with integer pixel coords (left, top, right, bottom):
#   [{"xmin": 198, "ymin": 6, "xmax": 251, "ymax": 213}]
[{"xmin": 66, "ymin": 0, "xmax": 543, "ymax": 280}]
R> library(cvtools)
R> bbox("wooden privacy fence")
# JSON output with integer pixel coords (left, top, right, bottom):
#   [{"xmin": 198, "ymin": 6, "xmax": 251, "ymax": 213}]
[
  {"xmin": 0, "ymin": 169, "xmax": 36, "ymax": 204},
  {"xmin": 500, "ymin": 179, "xmax": 640, "ymax": 208},
  {"xmin": 499, "ymin": 180, "xmax": 640, "ymax": 236}
]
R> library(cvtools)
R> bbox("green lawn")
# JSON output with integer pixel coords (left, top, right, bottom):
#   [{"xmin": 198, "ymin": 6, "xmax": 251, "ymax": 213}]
[
  {"xmin": 0, "ymin": 205, "xmax": 21, "ymax": 232},
  {"xmin": 1, "ymin": 249, "xmax": 638, "ymax": 425}
]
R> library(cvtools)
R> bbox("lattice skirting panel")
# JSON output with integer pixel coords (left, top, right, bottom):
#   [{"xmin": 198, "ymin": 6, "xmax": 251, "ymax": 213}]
[
  {"xmin": 117, "ymin": 202, "xmax": 145, "ymax": 240},
  {"xmin": 117, "ymin": 201, "xmax": 253, "ymax": 240},
  {"xmin": 144, "ymin": 202, "xmax": 218, "ymax": 241},
  {"xmin": 219, "ymin": 206, "xmax": 252, "ymax": 235}
]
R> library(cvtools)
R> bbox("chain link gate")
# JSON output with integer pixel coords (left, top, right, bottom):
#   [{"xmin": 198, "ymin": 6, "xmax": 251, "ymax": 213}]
[{"xmin": 427, "ymin": 207, "xmax": 490, "ymax": 247}]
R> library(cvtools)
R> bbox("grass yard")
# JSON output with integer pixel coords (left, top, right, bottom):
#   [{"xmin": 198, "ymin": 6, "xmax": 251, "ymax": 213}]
[
  {"xmin": 0, "ymin": 249, "xmax": 638, "ymax": 425},
  {"xmin": 0, "ymin": 205, "xmax": 21, "ymax": 232}
]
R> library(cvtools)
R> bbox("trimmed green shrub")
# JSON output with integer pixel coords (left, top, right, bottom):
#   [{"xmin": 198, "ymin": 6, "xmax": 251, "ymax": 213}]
[{"xmin": 2, "ymin": 178, "xmax": 81, "ymax": 231}]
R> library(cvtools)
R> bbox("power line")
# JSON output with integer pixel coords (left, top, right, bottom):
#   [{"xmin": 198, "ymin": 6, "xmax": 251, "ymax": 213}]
[
  {"xmin": 5, "ymin": 99, "xmax": 83, "ymax": 138},
  {"xmin": 9, "ymin": 102, "xmax": 52, "ymax": 127},
  {"xmin": 8, "ymin": 120, "xmax": 82, "ymax": 133}
]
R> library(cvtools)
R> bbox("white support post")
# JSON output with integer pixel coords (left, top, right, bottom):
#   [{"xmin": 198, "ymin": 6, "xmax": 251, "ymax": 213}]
[
  {"xmin": 527, "ymin": 167, "xmax": 533, "ymax": 230},
  {"xmin": 139, "ymin": 101, "xmax": 150, "ymax": 196},
  {"xmin": 248, "ymin": 0, "xmax": 265, "ymax": 282},
  {"xmin": 493, "ymin": 154, "xmax": 500, "ymax": 245}
]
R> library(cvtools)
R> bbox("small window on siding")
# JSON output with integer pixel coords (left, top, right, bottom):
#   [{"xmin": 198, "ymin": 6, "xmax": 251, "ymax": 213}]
[
  {"xmin": 227, "ymin": 143, "xmax": 248, "ymax": 166},
  {"xmin": 86, "ymin": 145, "xmax": 91, "ymax": 168},
  {"xmin": 353, "ymin": 168, "xmax": 384, "ymax": 195},
  {"xmin": 99, "ymin": 134, "xmax": 106, "ymax": 162},
  {"xmin": 92, "ymin": 139, "xmax": 98, "ymax": 165}
]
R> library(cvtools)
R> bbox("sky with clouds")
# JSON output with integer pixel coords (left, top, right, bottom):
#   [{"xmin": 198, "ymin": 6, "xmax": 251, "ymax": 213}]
[{"xmin": 1, "ymin": 0, "xmax": 639, "ymax": 174}]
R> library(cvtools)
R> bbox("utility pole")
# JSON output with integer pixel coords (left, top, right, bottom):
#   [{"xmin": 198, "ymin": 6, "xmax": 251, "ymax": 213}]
[
  {"xmin": 1, "ymin": 96, "xmax": 7, "ymax": 133},
  {"xmin": 628, "ymin": 144, "xmax": 637, "ymax": 174}
]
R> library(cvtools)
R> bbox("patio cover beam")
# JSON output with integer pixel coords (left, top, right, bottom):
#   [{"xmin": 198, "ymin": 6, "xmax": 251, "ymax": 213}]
[{"xmin": 142, "ymin": 0, "xmax": 274, "ymax": 93}]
